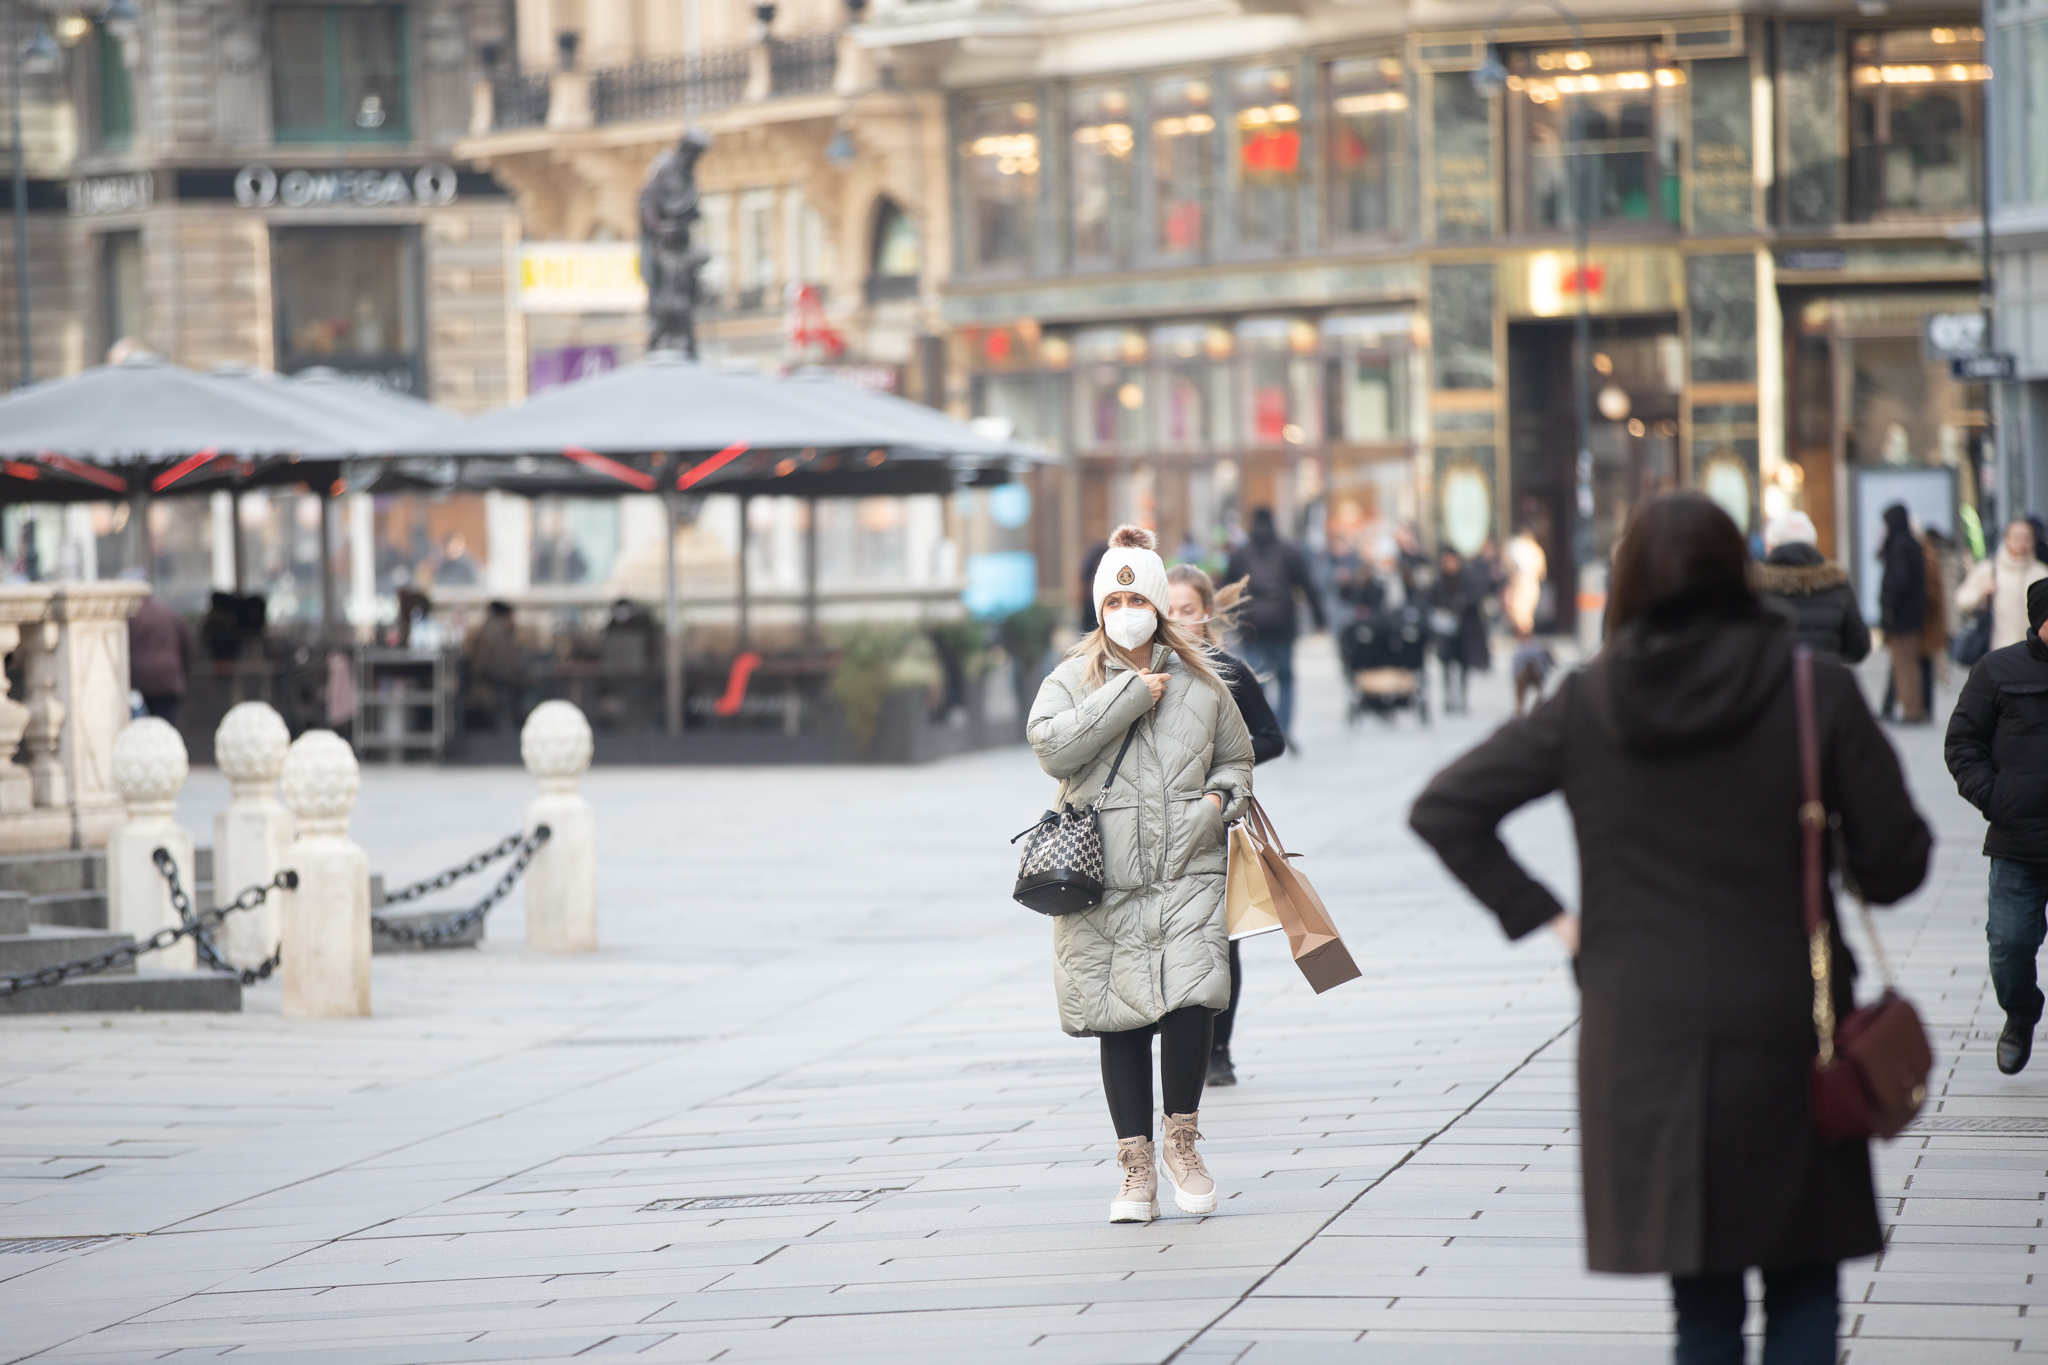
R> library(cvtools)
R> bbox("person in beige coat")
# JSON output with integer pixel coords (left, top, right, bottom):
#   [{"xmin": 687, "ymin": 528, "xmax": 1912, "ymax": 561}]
[
  {"xmin": 1028, "ymin": 525, "xmax": 1255, "ymax": 1225},
  {"xmin": 1956, "ymin": 519, "xmax": 2048, "ymax": 653}
]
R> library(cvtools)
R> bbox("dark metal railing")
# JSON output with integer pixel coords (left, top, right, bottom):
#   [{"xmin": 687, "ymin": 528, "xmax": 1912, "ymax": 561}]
[
  {"xmin": 592, "ymin": 48, "xmax": 750, "ymax": 124},
  {"xmin": 492, "ymin": 72, "xmax": 551, "ymax": 129},
  {"xmin": 769, "ymin": 33, "xmax": 837, "ymax": 96}
]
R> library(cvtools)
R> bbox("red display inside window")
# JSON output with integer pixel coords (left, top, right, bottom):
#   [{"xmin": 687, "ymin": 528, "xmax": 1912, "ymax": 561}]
[{"xmin": 1240, "ymin": 129, "xmax": 1301, "ymax": 176}]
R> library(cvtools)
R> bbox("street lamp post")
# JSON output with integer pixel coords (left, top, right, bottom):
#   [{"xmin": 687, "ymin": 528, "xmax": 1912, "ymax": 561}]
[
  {"xmin": 1474, "ymin": 1, "xmax": 1595, "ymax": 636},
  {"xmin": 9, "ymin": 0, "xmax": 58, "ymax": 390}
]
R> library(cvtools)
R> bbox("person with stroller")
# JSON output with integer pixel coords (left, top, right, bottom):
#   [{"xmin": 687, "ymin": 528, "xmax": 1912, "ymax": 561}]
[{"xmin": 1166, "ymin": 564, "xmax": 1284, "ymax": 1090}]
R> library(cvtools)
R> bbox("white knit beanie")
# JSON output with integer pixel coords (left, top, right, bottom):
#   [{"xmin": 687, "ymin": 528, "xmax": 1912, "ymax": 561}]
[
  {"xmin": 1763, "ymin": 511, "xmax": 1818, "ymax": 553},
  {"xmin": 1093, "ymin": 525, "xmax": 1172, "ymax": 620}
]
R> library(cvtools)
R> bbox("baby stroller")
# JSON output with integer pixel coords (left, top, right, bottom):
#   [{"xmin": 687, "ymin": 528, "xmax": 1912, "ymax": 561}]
[{"xmin": 1340, "ymin": 602, "xmax": 1430, "ymax": 725}]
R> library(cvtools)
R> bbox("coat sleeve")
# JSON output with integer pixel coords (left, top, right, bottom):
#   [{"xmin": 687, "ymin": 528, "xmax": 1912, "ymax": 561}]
[
  {"xmin": 1408, "ymin": 685, "xmax": 1571, "ymax": 940},
  {"xmin": 1027, "ymin": 668, "xmax": 1153, "ymax": 781},
  {"xmin": 1944, "ymin": 654, "xmax": 2000, "ymax": 814},
  {"xmin": 1837, "ymin": 588, "xmax": 1872, "ymax": 664},
  {"xmin": 1821, "ymin": 665, "xmax": 1932, "ymax": 905},
  {"xmin": 1955, "ymin": 559, "xmax": 1993, "ymax": 615},
  {"xmin": 1220, "ymin": 655, "xmax": 1286, "ymax": 763},
  {"xmin": 1202, "ymin": 677, "xmax": 1257, "ymax": 822}
]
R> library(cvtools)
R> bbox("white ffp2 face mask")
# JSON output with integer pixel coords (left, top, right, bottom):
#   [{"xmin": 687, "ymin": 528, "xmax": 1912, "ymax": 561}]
[{"xmin": 1104, "ymin": 607, "xmax": 1158, "ymax": 651}]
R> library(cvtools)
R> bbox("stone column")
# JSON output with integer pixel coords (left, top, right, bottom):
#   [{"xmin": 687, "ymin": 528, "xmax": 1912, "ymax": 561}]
[
  {"xmin": 50, "ymin": 581, "xmax": 152, "ymax": 849},
  {"xmin": 520, "ymin": 700, "xmax": 595, "ymax": 953},
  {"xmin": 213, "ymin": 701, "xmax": 294, "ymax": 971},
  {"xmin": 277, "ymin": 731, "xmax": 371, "ymax": 1017},
  {"xmin": 0, "ymin": 586, "xmax": 67, "ymax": 853},
  {"xmin": 106, "ymin": 718, "xmax": 196, "ymax": 972},
  {"xmin": 19, "ymin": 618, "xmax": 66, "ymax": 807}
]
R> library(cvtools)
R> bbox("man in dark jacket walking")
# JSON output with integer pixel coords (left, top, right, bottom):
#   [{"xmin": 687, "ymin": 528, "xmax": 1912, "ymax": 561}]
[
  {"xmin": 1879, "ymin": 503, "xmax": 1929, "ymax": 721},
  {"xmin": 1224, "ymin": 507, "xmax": 1325, "ymax": 737},
  {"xmin": 1756, "ymin": 512, "xmax": 1871, "ymax": 664},
  {"xmin": 127, "ymin": 591, "xmax": 192, "ymax": 723},
  {"xmin": 1946, "ymin": 577, "xmax": 2048, "ymax": 1073}
]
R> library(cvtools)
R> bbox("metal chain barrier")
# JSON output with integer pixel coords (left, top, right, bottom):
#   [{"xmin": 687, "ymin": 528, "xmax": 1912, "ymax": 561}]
[
  {"xmin": 159, "ymin": 852, "xmax": 285, "ymax": 987},
  {"xmin": 0, "ymin": 854, "xmax": 298, "ymax": 997},
  {"xmin": 378, "ymin": 831, "xmax": 529, "ymax": 906},
  {"xmin": 371, "ymin": 825, "xmax": 551, "ymax": 947}
]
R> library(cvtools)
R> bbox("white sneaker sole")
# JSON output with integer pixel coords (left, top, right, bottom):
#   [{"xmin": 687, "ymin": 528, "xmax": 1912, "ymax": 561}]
[
  {"xmin": 1109, "ymin": 1199, "xmax": 1159, "ymax": 1223},
  {"xmin": 1164, "ymin": 1168, "xmax": 1217, "ymax": 1215}
]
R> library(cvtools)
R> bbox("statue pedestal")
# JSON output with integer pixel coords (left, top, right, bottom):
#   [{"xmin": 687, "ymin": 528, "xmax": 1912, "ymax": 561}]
[{"xmin": 51, "ymin": 583, "xmax": 151, "ymax": 849}]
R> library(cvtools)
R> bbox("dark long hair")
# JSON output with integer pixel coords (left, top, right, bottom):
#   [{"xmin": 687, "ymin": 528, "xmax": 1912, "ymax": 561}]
[{"xmin": 1606, "ymin": 492, "xmax": 1756, "ymax": 634}]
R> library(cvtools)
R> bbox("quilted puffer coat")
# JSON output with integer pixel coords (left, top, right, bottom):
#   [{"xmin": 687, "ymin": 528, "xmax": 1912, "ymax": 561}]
[{"xmin": 1027, "ymin": 641, "xmax": 1257, "ymax": 1037}]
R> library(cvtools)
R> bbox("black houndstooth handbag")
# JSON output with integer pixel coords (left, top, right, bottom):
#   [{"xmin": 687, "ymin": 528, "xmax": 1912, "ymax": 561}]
[{"xmin": 1010, "ymin": 721, "xmax": 1141, "ymax": 916}]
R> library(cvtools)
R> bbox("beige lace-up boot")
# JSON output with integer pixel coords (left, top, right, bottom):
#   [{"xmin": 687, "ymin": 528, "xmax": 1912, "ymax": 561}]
[
  {"xmin": 1109, "ymin": 1136, "xmax": 1159, "ymax": 1223},
  {"xmin": 1161, "ymin": 1112, "xmax": 1217, "ymax": 1214}
]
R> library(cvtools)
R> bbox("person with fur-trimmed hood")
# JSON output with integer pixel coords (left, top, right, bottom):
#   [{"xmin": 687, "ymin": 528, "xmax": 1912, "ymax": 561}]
[
  {"xmin": 1027, "ymin": 525, "xmax": 1256, "ymax": 1226},
  {"xmin": 1755, "ymin": 512, "xmax": 1871, "ymax": 665}
]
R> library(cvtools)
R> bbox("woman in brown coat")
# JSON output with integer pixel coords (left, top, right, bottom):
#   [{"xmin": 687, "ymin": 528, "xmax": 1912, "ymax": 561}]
[{"xmin": 1410, "ymin": 493, "xmax": 1931, "ymax": 1364}]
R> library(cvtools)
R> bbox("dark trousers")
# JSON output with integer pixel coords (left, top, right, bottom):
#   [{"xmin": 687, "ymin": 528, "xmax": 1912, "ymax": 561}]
[
  {"xmin": 142, "ymin": 694, "xmax": 180, "ymax": 724},
  {"xmin": 1213, "ymin": 940, "xmax": 1243, "ymax": 1052},
  {"xmin": 1099, "ymin": 1006, "xmax": 1213, "ymax": 1140},
  {"xmin": 1238, "ymin": 638, "xmax": 1296, "ymax": 735},
  {"xmin": 1989, "ymin": 856, "xmax": 2048, "ymax": 1028},
  {"xmin": 1671, "ymin": 1262, "xmax": 1837, "ymax": 1365}
]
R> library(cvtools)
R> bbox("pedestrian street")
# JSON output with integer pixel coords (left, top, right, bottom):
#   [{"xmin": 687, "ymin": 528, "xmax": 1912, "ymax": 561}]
[{"xmin": 0, "ymin": 642, "xmax": 2041, "ymax": 1364}]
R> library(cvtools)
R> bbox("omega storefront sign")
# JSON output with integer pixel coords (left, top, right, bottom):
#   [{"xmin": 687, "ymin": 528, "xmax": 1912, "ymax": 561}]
[{"xmin": 232, "ymin": 164, "xmax": 460, "ymax": 210}]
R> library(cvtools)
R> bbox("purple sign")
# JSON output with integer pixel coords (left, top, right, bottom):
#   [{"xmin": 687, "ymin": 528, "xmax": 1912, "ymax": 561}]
[{"xmin": 529, "ymin": 345, "xmax": 618, "ymax": 394}]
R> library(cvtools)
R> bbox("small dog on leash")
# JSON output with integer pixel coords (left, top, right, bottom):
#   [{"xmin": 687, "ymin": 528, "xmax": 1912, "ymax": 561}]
[{"xmin": 1512, "ymin": 637, "xmax": 1556, "ymax": 717}]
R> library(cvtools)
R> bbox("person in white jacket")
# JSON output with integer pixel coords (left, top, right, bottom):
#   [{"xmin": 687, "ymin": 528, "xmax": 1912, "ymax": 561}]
[{"xmin": 1956, "ymin": 519, "xmax": 2048, "ymax": 652}]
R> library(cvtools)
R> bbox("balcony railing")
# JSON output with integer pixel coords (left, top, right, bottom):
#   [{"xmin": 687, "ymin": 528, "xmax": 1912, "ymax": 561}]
[
  {"xmin": 592, "ymin": 49, "xmax": 752, "ymax": 124},
  {"xmin": 769, "ymin": 33, "xmax": 838, "ymax": 96},
  {"xmin": 493, "ymin": 72, "xmax": 551, "ymax": 129}
]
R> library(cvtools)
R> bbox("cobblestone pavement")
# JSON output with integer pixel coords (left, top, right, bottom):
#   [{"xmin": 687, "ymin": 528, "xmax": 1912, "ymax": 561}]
[{"xmin": 0, "ymin": 641, "xmax": 2038, "ymax": 1364}]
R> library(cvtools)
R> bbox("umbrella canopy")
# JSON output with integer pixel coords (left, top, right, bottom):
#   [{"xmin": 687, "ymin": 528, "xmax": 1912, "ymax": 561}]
[{"xmin": 0, "ymin": 353, "xmax": 347, "ymax": 462}]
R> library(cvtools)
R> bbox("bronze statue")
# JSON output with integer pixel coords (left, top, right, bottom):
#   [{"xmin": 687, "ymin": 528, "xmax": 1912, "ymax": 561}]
[{"xmin": 639, "ymin": 130, "xmax": 712, "ymax": 357}]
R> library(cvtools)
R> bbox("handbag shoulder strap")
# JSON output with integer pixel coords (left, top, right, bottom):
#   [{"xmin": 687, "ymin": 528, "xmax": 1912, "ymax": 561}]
[
  {"xmin": 1091, "ymin": 720, "xmax": 1142, "ymax": 808},
  {"xmin": 1793, "ymin": 645, "xmax": 1826, "ymax": 940}
]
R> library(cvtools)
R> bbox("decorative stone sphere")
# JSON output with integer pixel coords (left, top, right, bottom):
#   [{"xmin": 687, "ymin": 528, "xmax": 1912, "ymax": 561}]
[
  {"xmin": 278, "ymin": 730, "xmax": 361, "ymax": 830},
  {"xmin": 215, "ymin": 701, "xmax": 291, "ymax": 788},
  {"xmin": 111, "ymin": 718, "xmax": 189, "ymax": 810},
  {"xmin": 521, "ymin": 700, "xmax": 593, "ymax": 787}
]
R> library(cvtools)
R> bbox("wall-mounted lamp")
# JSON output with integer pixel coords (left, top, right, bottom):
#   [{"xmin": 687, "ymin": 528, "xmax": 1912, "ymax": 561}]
[
  {"xmin": 19, "ymin": 22, "xmax": 62, "ymax": 77},
  {"xmin": 101, "ymin": 0, "xmax": 140, "ymax": 44}
]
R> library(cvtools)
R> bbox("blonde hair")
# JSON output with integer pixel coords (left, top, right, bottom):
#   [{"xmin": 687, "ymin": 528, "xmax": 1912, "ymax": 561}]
[
  {"xmin": 1165, "ymin": 563, "xmax": 1250, "ymax": 649},
  {"xmin": 1072, "ymin": 526, "xmax": 1224, "ymax": 688}
]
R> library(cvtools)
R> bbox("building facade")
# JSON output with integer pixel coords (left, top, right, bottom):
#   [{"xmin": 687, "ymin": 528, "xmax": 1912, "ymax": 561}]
[{"xmin": 861, "ymin": 0, "xmax": 1992, "ymax": 627}]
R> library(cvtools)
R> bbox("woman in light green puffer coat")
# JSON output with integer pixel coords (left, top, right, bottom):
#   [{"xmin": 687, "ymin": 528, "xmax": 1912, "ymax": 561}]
[{"xmin": 1028, "ymin": 525, "xmax": 1256, "ymax": 1225}]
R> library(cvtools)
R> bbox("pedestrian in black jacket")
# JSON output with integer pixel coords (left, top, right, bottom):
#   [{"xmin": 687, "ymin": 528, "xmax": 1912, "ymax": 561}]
[
  {"xmin": 1755, "ymin": 511, "xmax": 1872, "ymax": 664},
  {"xmin": 1878, "ymin": 503, "xmax": 1929, "ymax": 721},
  {"xmin": 1945, "ymin": 577, "xmax": 2048, "ymax": 1073},
  {"xmin": 1167, "ymin": 563, "xmax": 1282, "ymax": 1090},
  {"xmin": 1224, "ymin": 507, "xmax": 1326, "ymax": 738}
]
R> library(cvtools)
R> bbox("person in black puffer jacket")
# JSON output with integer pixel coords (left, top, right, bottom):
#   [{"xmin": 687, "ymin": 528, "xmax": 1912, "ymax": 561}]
[
  {"xmin": 1879, "ymin": 503, "xmax": 1929, "ymax": 722},
  {"xmin": 1754, "ymin": 512, "xmax": 1871, "ymax": 664},
  {"xmin": 1947, "ymin": 577, "xmax": 2048, "ymax": 1076}
]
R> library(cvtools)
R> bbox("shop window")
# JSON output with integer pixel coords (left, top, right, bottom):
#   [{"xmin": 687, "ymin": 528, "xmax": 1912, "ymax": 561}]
[
  {"xmin": 1073, "ymin": 329, "xmax": 1147, "ymax": 453},
  {"xmin": 1329, "ymin": 350, "xmax": 1407, "ymax": 444},
  {"xmin": 1995, "ymin": 21, "xmax": 2048, "ymax": 208},
  {"xmin": 95, "ymin": 24, "xmax": 132, "ymax": 148},
  {"xmin": 1236, "ymin": 317, "xmax": 1318, "ymax": 449},
  {"xmin": 958, "ymin": 94, "xmax": 1040, "ymax": 273},
  {"xmin": 1508, "ymin": 42, "xmax": 1684, "ymax": 230},
  {"xmin": 272, "ymin": 226, "xmax": 420, "ymax": 391},
  {"xmin": 1149, "ymin": 323, "xmax": 1232, "ymax": 454},
  {"xmin": 1328, "ymin": 57, "xmax": 1408, "ymax": 240},
  {"xmin": 1071, "ymin": 83, "xmax": 1135, "ymax": 268},
  {"xmin": 697, "ymin": 193, "xmax": 732, "ymax": 307},
  {"xmin": 1233, "ymin": 65, "xmax": 1301, "ymax": 251},
  {"xmin": 1850, "ymin": 26, "xmax": 1986, "ymax": 220},
  {"xmin": 786, "ymin": 192, "xmax": 836, "ymax": 289},
  {"xmin": 531, "ymin": 499, "xmax": 620, "ymax": 586},
  {"xmin": 1152, "ymin": 74, "xmax": 1215, "ymax": 260},
  {"xmin": 868, "ymin": 198, "xmax": 919, "ymax": 301},
  {"xmin": 739, "ymin": 190, "xmax": 777, "ymax": 310},
  {"xmin": 974, "ymin": 374, "xmax": 1065, "ymax": 447},
  {"xmin": 271, "ymin": 6, "xmax": 409, "ymax": 142},
  {"xmin": 100, "ymin": 231, "xmax": 143, "ymax": 359}
]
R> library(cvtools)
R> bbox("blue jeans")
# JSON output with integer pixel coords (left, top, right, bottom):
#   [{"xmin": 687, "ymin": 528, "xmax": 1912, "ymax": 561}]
[
  {"xmin": 1671, "ymin": 1262, "xmax": 1837, "ymax": 1365},
  {"xmin": 1239, "ymin": 638, "xmax": 1296, "ymax": 735},
  {"xmin": 1988, "ymin": 857, "xmax": 2048, "ymax": 1028}
]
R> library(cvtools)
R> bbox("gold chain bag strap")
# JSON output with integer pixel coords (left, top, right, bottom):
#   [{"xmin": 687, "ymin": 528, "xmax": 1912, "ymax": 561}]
[{"xmin": 1794, "ymin": 645, "xmax": 1932, "ymax": 1142}]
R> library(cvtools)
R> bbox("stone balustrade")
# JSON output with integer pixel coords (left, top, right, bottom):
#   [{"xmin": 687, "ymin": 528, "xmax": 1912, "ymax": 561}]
[{"xmin": 277, "ymin": 730, "xmax": 371, "ymax": 1018}]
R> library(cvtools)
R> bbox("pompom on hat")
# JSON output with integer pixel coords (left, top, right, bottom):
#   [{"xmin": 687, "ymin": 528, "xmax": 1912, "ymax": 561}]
[{"xmin": 1093, "ymin": 525, "xmax": 1172, "ymax": 621}]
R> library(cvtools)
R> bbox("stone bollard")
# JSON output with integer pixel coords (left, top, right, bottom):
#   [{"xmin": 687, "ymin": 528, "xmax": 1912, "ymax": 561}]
[
  {"xmin": 277, "ymin": 731, "xmax": 371, "ymax": 1017},
  {"xmin": 521, "ymin": 700, "xmax": 596, "ymax": 953},
  {"xmin": 213, "ymin": 702, "xmax": 295, "ymax": 971},
  {"xmin": 107, "ymin": 719, "xmax": 196, "ymax": 972}
]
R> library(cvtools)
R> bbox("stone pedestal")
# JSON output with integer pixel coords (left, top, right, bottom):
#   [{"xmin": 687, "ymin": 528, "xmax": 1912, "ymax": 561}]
[
  {"xmin": 278, "ymin": 731, "xmax": 370, "ymax": 1017},
  {"xmin": 521, "ymin": 701, "xmax": 596, "ymax": 953},
  {"xmin": 51, "ymin": 582, "xmax": 151, "ymax": 849},
  {"xmin": 213, "ymin": 701, "xmax": 294, "ymax": 971},
  {"xmin": 0, "ymin": 587, "xmax": 69, "ymax": 853},
  {"xmin": 106, "ymin": 718, "xmax": 195, "ymax": 972}
]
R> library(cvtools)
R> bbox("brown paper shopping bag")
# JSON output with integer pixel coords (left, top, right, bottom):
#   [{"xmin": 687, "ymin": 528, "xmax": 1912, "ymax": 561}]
[
  {"xmin": 1245, "ymin": 798, "xmax": 1361, "ymax": 994},
  {"xmin": 1225, "ymin": 821, "xmax": 1285, "ymax": 940}
]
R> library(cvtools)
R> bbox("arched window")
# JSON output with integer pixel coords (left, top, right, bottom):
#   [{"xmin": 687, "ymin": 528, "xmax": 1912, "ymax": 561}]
[{"xmin": 867, "ymin": 198, "xmax": 920, "ymax": 301}]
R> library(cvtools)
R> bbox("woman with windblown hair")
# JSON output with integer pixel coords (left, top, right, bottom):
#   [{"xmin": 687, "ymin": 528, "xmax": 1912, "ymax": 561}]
[{"xmin": 1027, "ymin": 526, "xmax": 1257, "ymax": 1225}]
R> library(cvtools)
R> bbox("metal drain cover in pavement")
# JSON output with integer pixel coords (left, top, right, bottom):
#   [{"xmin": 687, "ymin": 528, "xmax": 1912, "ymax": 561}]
[
  {"xmin": 0, "ymin": 1238, "xmax": 115, "ymax": 1254},
  {"xmin": 643, "ymin": 1189, "xmax": 901, "ymax": 1212},
  {"xmin": 1903, "ymin": 1116, "xmax": 2048, "ymax": 1133}
]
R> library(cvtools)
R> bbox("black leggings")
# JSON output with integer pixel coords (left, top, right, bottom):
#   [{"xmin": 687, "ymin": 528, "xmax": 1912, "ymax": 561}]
[
  {"xmin": 1099, "ymin": 1006, "xmax": 1214, "ymax": 1140},
  {"xmin": 1213, "ymin": 940, "xmax": 1244, "ymax": 1050}
]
